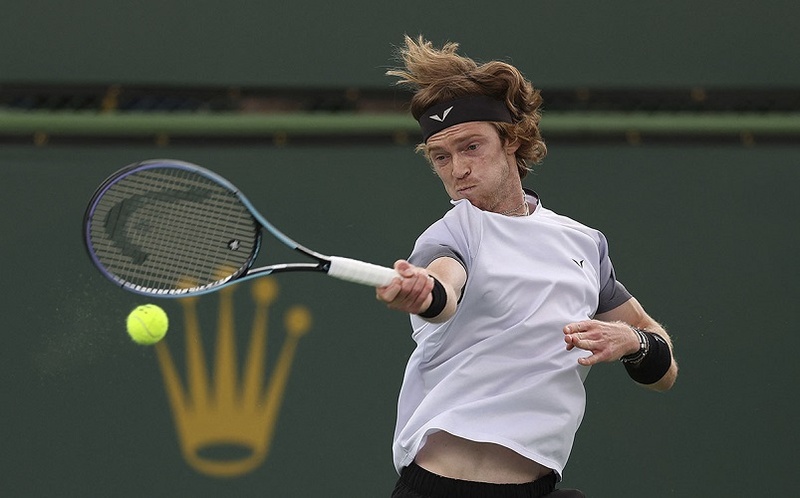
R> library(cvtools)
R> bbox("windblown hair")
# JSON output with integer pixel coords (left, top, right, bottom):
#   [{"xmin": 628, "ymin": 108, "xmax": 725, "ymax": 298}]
[{"xmin": 387, "ymin": 35, "xmax": 547, "ymax": 178}]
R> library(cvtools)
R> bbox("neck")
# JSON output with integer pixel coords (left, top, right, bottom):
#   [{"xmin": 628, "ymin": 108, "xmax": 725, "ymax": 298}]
[{"xmin": 499, "ymin": 191, "xmax": 529, "ymax": 217}]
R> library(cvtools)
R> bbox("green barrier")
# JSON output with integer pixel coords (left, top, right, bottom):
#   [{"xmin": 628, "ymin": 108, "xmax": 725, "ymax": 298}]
[{"xmin": 2, "ymin": 110, "xmax": 800, "ymax": 138}]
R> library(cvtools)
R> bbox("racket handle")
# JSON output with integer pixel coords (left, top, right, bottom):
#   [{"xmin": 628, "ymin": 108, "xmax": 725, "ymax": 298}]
[{"xmin": 327, "ymin": 256, "xmax": 398, "ymax": 287}]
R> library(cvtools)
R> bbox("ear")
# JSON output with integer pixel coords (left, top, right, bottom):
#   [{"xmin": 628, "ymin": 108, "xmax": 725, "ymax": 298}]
[{"xmin": 504, "ymin": 138, "xmax": 520, "ymax": 156}]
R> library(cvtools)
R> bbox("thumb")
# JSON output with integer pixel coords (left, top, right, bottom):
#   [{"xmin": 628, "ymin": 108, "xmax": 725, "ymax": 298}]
[{"xmin": 394, "ymin": 259, "xmax": 414, "ymax": 275}]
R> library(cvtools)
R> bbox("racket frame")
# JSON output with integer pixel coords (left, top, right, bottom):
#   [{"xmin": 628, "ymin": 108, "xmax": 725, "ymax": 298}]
[{"xmin": 84, "ymin": 160, "xmax": 393, "ymax": 298}]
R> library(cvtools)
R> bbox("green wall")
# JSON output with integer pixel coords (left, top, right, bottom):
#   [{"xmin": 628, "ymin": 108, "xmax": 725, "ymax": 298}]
[
  {"xmin": 2, "ymin": 0, "xmax": 799, "ymax": 87},
  {"xmin": 2, "ymin": 143, "xmax": 797, "ymax": 496}
]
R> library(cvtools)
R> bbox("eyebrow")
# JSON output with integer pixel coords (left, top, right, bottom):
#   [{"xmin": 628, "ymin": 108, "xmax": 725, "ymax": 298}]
[{"xmin": 427, "ymin": 133, "xmax": 485, "ymax": 154}]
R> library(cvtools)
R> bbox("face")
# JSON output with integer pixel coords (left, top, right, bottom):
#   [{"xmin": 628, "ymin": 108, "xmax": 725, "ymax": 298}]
[{"xmin": 425, "ymin": 121, "xmax": 521, "ymax": 213}]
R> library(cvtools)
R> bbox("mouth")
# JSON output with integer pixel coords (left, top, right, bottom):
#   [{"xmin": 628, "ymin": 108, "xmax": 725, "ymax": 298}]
[{"xmin": 456, "ymin": 185, "xmax": 475, "ymax": 195}]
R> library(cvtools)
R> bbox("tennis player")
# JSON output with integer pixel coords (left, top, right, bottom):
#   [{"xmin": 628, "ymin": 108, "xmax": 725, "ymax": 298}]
[{"xmin": 377, "ymin": 35, "xmax": 678, "ymax": 498}]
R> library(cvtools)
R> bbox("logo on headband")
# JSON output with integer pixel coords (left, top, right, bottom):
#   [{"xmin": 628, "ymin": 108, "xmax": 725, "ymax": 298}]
[
  {"xmin": 418, "ymin": 95, "xmax": 513, "ymax": 142},
  {"xmin": 429, "ymin": 106, "xmax": 454, "ymax": 123}
]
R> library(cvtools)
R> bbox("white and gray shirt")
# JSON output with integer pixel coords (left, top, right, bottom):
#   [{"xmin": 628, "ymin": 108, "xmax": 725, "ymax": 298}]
[{"xmin": 393, "ymin": 191, "xmax": 631, "ymax": 478}]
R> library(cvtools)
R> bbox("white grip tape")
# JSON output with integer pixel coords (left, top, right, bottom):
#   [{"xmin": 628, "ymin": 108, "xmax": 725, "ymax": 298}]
[{"xmin": 327, "ymin": 256, "xmax": 398, "ymax": 287}]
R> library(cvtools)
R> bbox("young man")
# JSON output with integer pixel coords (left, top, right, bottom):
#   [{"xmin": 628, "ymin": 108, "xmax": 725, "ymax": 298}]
[{"xmin": 376, "ymin": 36, "xmax": 678, "ymax": 498}]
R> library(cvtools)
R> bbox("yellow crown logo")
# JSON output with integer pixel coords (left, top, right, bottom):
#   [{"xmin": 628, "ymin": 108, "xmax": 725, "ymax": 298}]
[{"xmin": 154, "ymin": 278, "xmax": 310, "ymax": 478}]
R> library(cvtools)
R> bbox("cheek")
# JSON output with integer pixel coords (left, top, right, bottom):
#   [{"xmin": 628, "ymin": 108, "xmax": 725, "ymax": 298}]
[
  {"xmin": 438, "ymin": 177, "xmax": 455, "ymax": 193},
  {"xmin": 436, "ymin": 175, "xmax": 458, "ymax": 198}
]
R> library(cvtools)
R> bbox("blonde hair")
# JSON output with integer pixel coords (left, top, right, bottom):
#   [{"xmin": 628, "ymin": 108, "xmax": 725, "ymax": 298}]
[{"xmin": 387, "ymin": 35, "xmax": 547, "ymax": 177}]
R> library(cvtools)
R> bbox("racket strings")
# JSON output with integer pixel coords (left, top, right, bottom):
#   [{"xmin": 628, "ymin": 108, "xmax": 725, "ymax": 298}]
[
  {"xmin": 88, "ymin": 167, "xmax": 259, "ymax": 293},
  {"xmin": 107, "ymin": 173, "xmax": 251, "ymax": 289}
]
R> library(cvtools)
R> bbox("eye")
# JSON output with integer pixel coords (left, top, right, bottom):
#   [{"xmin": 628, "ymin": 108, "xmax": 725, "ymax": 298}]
[
  {"xmin": 431, "ymin": 153, "xmax": 449, "ymax": 166},
  {"xmin": 465, "ymin": 143, "xmax": 479, "ymax": 152}
]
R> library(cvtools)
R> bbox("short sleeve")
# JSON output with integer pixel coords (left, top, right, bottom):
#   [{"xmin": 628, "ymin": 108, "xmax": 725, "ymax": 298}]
[{"xmin": 596, "ymin": 231, "xmax": 632, "ymax": 314}]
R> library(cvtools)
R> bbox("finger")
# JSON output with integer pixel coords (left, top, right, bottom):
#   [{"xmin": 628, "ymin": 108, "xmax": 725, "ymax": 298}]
[
  {"xmin": 568, "ymin": 333, "xmax": 603, "ymax": 354},
  {"xmin": 407, "ymin": 273, "xmax": 430, "ymax": 295},
  {"xmin": 394, "ymin": 278, "xmax": 425, "ymax": 311},
  {"xmin": 394, "ymin": 259, "xmax": 417, "ymax": 277},
  {"xmin": 564, "ymin": 332, "xmax": 584, "ymax": 351},
  {"xmin": 382, "ymin": 272, "xmax": 430, "ymax": 313},
  {"xmin": 408, "ymin": 276, "xmax": 435, "ymax": 312},
  {"xmin": 376, "ymin": 284, "xmax": 400, "ymax": 303},
  {"xmin": 377, "ymin": 270, "xmax": 403, "ymax": 288},
  {"xmin": 564, "ymin": 321, "xmax": 592, "ymax": 334}
]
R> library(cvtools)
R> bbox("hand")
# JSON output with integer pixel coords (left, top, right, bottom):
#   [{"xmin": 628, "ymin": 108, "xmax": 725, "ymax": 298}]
[
  {"xmin": 376, "ymin": 260, "xmax": 435, "ymax": 315},
  {"xmin": 563, "ymin": 320, "xmax": 640, "ymax": 366}
]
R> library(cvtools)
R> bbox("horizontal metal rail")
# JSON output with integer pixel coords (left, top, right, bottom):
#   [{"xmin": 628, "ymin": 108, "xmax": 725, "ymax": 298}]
[{"xmin": 1, "ymin": 110, "xmax": 799, "ymax": 140}]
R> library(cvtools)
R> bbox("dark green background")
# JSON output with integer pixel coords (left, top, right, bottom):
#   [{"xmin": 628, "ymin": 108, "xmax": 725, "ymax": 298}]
[
  {"xmin": 1, "ymin": 0, "xmax": 798, "ymax": 87},
  {"xmin": 2, "ymin": 143, "xmax": 797, "ymax": 496},
  {"xmin": 2, "ymin": 0, "xmax": 798, "ymax": 495}
]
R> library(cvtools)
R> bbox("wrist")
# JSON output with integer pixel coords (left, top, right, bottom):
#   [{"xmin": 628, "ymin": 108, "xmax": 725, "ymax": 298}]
[
  {"xmin": 418, "ymin": 276, "xmax": 447, "ymax": 319},
  {"xmin": 621, "ymin": 327, "xmax": 673, "ymax": 385},
  {"xmin": 621, "ymin": 327, "xmax": 649, "ymax": 364}
]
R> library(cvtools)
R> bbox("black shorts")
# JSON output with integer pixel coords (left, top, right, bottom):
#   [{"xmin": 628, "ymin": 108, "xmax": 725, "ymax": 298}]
[{"xmin": 391, "ymin": 461, "xmax": 558, "ymax": 498}]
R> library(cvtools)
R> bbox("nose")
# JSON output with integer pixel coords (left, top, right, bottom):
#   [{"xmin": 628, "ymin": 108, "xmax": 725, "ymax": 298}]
[{"xmin": 451, "ymin": 155, "xmax": 470, "ymax": 179}]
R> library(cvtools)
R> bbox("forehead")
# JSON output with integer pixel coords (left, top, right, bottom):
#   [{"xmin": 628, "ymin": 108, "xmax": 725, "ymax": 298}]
[{"xmin": 425, "ymin": 121, "xmax": 498, "ymax": 148}]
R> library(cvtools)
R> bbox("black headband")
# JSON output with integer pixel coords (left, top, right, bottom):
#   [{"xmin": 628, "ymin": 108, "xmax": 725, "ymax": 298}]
[{"xmin": 417, "ymin": 95, "xmax": 513, "ymax": 142}]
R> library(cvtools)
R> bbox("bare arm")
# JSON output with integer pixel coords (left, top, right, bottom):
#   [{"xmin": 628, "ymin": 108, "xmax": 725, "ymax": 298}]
[
  {"xmin": 376, "ymin": 257, "xmax": 466, "ymax": 323},
  {"xmin": 563, "ymin": 297, "xmax": 678, "ymax": 391}
]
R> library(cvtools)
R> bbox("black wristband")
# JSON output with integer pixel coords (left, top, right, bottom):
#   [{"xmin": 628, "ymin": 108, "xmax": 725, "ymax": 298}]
[
  {"xmin": 620, "ymin": 327, "xmax": 649, "ymax": 364},
  {"xmin": 418, "ymin": 277, "xmax": 447, "ymax": 319},
  {"xmin": 622, "ymin": 330, "xmax": 672, "ymax": 385}
]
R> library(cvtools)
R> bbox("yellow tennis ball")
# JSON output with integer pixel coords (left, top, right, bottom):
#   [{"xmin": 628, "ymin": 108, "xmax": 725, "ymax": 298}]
[{"xmin": 126, "ymin": 304, "xmax": 169, "ymax": 345}]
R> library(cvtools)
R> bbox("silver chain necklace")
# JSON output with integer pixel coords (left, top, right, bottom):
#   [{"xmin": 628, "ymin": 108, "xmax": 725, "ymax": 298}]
[{"xmin": 500, "ymin": 193, "xmax": 530, "ymax": 216}]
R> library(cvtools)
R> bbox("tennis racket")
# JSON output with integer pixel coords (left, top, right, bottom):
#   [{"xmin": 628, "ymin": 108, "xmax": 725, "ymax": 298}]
[{"xmin": 83, "ymin": 159, "xmax": 399, "ymax": 297}]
